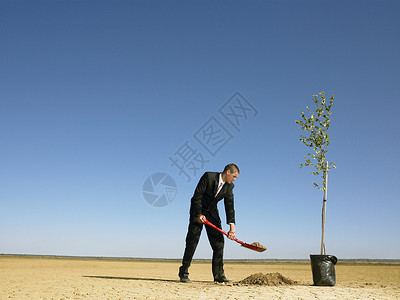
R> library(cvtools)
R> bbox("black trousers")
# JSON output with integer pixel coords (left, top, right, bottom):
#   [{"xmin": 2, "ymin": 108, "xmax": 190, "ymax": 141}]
[{"xmin": 179, "ymin": 214, "xmax": 225, "ymax": 279}]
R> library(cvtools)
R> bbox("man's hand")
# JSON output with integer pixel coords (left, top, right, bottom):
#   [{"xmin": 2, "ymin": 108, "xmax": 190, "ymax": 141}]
[
  {"xmin": 227, "ymin": 223, "xmax": 236, "ymax": 240},
  {"xmin": 197, "ymin": 214, "xmax": 206, "ymax": 224}
]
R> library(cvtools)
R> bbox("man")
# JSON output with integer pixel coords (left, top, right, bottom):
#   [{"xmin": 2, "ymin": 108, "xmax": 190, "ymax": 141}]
[{"xmin": 178, "ymin": 163, "xmax": 239, "ymax": 283}]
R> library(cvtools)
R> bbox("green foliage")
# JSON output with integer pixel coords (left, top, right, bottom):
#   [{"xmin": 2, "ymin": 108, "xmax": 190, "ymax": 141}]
[{"xmin": 295, "ymin": 91, "xmax": 336, "ymax": 190}]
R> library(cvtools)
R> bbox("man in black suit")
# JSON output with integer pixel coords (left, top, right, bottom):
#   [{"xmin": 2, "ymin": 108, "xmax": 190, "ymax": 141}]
[{"xmin": 178, "ymin": 163, "xmax": 239, "ymax": 283}]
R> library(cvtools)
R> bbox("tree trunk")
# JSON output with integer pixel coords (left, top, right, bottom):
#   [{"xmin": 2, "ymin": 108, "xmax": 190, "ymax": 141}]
[{"xmin": 321, "ymin": 161, "xmax": 328, "ymax": 255}]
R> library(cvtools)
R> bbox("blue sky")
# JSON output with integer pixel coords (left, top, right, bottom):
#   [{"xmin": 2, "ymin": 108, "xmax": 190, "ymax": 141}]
[{"xmin": 1, "ymin": 0, "xmax": 399, "ymax": 260}]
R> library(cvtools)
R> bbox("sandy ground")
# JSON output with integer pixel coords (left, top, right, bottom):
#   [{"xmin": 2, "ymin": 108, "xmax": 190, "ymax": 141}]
[{"xmin": 1, "ymin": 256, "xmax": 399, "ymax": 299}]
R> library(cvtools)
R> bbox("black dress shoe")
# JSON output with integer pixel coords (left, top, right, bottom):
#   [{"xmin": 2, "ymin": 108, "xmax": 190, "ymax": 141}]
[
  {"xmin": 214, "ymin": 275, "xmax": 232, "ymax": 283},
  {"xmin": 178, "ymin": 266, "xmax": 191, "ymax": 283},
  {"xmin": 180, "ymin": 276, "xmax": 191, "ymax": 283}
]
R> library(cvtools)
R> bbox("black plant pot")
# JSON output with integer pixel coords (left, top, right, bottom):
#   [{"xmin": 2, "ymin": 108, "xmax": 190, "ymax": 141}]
[{"xmin": 310, "ymin": 254, "xmax": 338, "ymax": 286}]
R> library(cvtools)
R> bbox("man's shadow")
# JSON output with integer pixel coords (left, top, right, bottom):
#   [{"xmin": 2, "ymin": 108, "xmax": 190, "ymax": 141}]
[{"xmin": 83, "ymin": 275, "xmax": 208, "ymax": 283}]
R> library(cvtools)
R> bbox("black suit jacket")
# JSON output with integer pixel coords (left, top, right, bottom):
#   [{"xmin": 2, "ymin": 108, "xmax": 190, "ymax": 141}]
[{"xmin": 189, "ymin": 172, "xmax": 235, "ymax": 225}]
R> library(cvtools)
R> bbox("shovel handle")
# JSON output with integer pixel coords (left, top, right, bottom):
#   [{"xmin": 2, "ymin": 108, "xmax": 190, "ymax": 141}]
[{"xmin": 203, "ymin": 219, "xmax": 244, "ymax": 244}]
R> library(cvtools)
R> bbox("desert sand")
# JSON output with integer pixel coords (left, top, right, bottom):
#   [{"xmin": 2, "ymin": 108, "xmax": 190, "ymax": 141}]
[{"xmin": 1, "ymin": 255, "xmax": 399, "ymax": 299}]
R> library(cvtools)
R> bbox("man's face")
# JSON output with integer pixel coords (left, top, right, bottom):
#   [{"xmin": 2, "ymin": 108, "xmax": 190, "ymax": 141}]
[{"xmin": 224, "ymin": 170, "xmax": 239, "ymax": 184}]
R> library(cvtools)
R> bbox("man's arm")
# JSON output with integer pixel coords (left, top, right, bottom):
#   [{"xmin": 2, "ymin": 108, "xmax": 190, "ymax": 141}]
[
  {"xmin": 190, "ymin": 172, "xmax": 209, "ymax": 218},
  {"xmin": 224, "ymin": 184, "xmax": 236, "ymax": 239},
  {"xmin": 224, "ymin": 184, "xmax": 235, "ymax": 224}
]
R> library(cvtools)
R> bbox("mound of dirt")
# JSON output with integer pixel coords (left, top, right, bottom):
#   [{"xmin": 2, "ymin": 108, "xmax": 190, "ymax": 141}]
[{"xmin": 237, "ymin": 272, "xmax": 298, "ymax": 286}]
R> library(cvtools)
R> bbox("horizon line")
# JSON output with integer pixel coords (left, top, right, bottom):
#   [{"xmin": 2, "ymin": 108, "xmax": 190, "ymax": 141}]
[{"xmin": 1, "ymin": 253, "xmax": 399, "ymax": 264}]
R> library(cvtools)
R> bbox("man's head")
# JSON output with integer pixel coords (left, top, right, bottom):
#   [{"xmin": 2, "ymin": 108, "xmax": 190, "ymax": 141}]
[{"xmin": 222, "ymin": 163, "xmax": 239, "ymax": 184}]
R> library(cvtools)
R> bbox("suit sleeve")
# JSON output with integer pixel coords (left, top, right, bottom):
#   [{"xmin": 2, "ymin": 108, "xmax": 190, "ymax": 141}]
[
  {"xmin": 190, "ymin": 172, "xmax": 209, "ymax": 216},
  {"xmin": 224, "ymin": 184, "xmax": 235, "ymax": 224}
]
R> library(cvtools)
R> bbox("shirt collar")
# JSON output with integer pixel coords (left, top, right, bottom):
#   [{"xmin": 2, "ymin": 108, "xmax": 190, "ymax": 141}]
[{"xmin": 218, "ymin": 173, "xmax": 225, "ymax": 186}]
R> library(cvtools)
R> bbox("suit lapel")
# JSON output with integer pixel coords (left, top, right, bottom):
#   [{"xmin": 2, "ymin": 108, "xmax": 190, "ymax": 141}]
[
  {"xmin": 219, "ymin": 183, "xmax": 227, "ymax": 195},
  {"xmin": 213, "ymin": 173, "xmax": 220, "ymax": 196}
]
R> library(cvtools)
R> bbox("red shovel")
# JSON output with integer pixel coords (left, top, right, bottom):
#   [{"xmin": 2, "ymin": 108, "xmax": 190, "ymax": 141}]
[{"xmin": 203, "ymin": 218, "xmax": 266, "ymax": 252}]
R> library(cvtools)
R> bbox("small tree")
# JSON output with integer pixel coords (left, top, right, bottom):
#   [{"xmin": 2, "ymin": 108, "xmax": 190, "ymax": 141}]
[{"xmin": 295, "ymin": 91, "xmax": 335, "ymax": 255}]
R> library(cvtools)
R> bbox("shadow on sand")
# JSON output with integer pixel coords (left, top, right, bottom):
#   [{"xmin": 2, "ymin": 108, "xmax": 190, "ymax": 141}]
[{"xmin": 83, "ymin": 275, "xmax": 210, "ymax": 284}]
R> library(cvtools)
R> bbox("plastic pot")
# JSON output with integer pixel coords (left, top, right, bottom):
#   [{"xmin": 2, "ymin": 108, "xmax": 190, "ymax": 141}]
[{"xmin": 310, "ymin": 254, "xmax": 338, "ymax": 286}]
